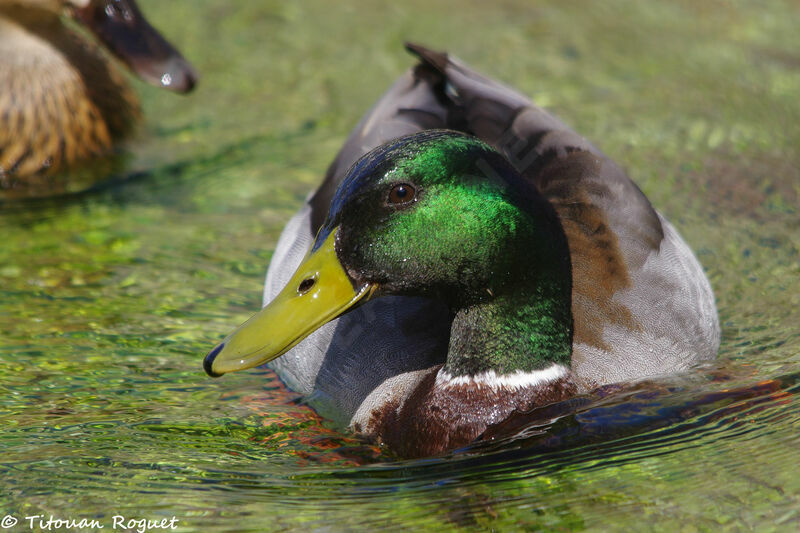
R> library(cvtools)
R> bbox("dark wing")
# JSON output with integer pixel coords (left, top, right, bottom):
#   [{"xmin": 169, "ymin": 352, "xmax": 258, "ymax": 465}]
[{"xmin": 309, "ymin": 43, "xmax": 666, "ymax": 361}]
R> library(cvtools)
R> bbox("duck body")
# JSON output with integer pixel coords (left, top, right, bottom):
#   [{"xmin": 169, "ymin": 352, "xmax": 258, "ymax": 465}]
[
  {"xmin": 205, "ymin": 44, "xmax": 720, "ymax": 458},
  {"xmin": 0, "ymin": 0, "xmax": 196, "ymax": 195}
]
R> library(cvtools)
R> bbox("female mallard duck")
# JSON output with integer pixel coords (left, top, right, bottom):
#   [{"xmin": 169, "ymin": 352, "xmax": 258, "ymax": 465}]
[
  {"xmin": 204, "ymin": 44, "xmax": 721, "ymax": 458},
  {"xmin": 0, "ymin": 0, "xmax": 196, "ymax": 194}
]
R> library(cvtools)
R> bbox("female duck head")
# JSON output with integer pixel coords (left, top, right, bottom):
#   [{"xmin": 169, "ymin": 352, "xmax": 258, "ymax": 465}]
[
  {"xmin": 205, "ymin": 130, "xmax": 573, "ymax": 377},
  {"xmin": 2, "ymin": 0, "xmax": 197, "ymax": 93},
  {"xmin": 69, "ymin": 0, "xmax": 197, "ymax": 93},
  {"xmin": 0, "ymin": 0, "xmax": 197, "ymax": 191}
]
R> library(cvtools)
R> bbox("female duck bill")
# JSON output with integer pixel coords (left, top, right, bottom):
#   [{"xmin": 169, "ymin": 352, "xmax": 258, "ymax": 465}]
[{"xmin": 73, "ymin": 0, "xmax": 197, "ymax": 93}]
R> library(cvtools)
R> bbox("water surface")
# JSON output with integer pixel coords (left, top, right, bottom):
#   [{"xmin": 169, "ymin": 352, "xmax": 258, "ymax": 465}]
[{"xmin": 1, "ymin": 1, "xmax": 799, "ymax": 530}]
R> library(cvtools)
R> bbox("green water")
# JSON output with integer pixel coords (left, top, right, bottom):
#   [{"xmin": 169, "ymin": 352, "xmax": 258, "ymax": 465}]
[{"xmin": 2, "ymin": 0, "xmax": 799, "ymax": 530}]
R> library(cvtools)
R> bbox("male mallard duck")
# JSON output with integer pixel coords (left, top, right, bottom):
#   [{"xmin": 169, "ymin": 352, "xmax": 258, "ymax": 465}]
[
  {"xmin": 0, "ymin": 0, "xmax": 196, "ymax": 193},
  {"xmin": 204, "ymin": 44, "xmax": 721, "ymax": 458}
]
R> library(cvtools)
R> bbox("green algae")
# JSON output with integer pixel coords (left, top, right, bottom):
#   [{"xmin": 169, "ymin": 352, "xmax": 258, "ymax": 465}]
[{"xmin": 1, "ymin": 0, "xmax": 799, "ymax": 531}]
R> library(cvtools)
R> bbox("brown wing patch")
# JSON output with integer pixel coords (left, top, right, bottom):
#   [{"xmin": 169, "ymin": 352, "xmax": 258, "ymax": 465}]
[{"xmin": 535, "ymin": 150, "xmax": 640, "ymax": 352}]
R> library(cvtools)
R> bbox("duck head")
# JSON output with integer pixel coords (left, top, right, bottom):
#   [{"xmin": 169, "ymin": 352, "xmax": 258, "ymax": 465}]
[
  {"xmin": 5, "ymin": 0, "xmax": 197, "ymax": 92},
  {"xmin": 71, "ymin": 0, "xmax": 196, "ymax": 92},
  {"xmin": 205, "ymin": 130, "xmax": 573, "ymax": 379}
]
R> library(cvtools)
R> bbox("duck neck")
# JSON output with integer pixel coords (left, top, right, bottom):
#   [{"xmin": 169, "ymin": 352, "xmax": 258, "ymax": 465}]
[{"xmin": 442, "ymin": 267, "xmax": 573, "ymax": 380}]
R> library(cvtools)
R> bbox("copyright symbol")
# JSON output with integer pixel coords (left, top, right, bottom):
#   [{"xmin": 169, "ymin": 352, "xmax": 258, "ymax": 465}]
[{"xmin": 1, "ymin": 515, "xmax": 17, "ymax": 528}]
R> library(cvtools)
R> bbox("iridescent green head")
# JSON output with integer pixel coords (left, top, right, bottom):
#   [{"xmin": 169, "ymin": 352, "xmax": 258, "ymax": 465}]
[{"xmin": 205, "ymin": 130, "xmax": 573, "ymax": 377}]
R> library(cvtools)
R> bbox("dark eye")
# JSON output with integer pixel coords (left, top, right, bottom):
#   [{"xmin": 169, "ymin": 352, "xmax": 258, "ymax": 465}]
[{"xmin": 386, "ymin": 183, "xmax": 416, "ymax": 207}]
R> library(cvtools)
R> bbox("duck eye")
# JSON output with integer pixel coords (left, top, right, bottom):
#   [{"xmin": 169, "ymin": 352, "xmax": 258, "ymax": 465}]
[{"xmin": 386, "ymin": 183, "xmax": 416, "ymax": 207}]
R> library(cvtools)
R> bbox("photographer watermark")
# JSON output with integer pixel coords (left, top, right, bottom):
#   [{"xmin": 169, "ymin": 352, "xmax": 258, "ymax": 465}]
[{"xmin": 1, "ymin": 514, "xmax": 179, "ymax": 532}]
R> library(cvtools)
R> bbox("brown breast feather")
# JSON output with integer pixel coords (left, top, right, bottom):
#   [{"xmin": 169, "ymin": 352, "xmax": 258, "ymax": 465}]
[{"xmin": 369, "ymin": 367, "xmax": 577, "ymax": 458}]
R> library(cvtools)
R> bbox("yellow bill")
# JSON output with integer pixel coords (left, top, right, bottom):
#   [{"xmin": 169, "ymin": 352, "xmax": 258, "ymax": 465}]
[{"xmin": 204, "ymin": 227, "xmax": 376, "ymax": 376}]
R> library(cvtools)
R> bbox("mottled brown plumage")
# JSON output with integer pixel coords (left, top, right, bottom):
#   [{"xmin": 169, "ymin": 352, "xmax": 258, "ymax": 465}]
[
  {"xmin": 0, "ymin": 0, "xmax": 195, "ymax": 196},
  {"xmin": 0, "ymin": 8, "xmax": 138, "ymax": 190}
]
